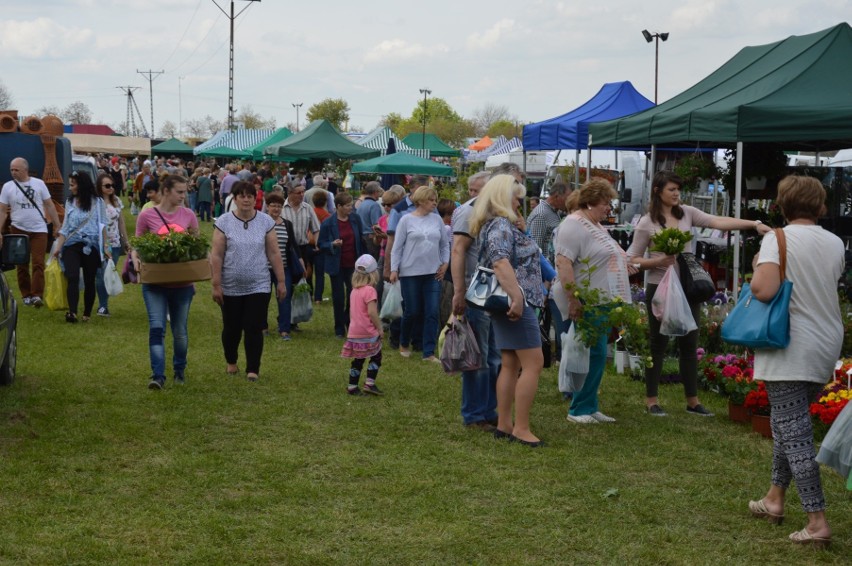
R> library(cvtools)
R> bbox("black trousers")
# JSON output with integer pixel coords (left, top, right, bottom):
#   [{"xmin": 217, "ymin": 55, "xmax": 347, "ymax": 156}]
[
  {"xmin": 220, "ymin": 292, "xmax": 271, "ymax": 374},
  {"xmin": 62, "ymin": 243, "xmax": 101, "ymax": 317},
  {"xmin": 644, "ymin": 283, "xmax": 701, "ymax": 399}
]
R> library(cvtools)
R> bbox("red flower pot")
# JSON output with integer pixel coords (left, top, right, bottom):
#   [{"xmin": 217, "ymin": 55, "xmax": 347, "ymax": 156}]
[
  {"xmin": 728, "ymin": 401, "xmax": 749, "ymax": 423},
  {"xmin": 751, "ymin": 414, "xmax": 772, "ymax": 438}
]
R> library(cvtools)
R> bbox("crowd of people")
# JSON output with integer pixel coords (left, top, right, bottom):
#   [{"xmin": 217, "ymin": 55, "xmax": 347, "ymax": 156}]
[{"xmin": 2, "ymin": 153, "xmax": 849, "ymax": 548}]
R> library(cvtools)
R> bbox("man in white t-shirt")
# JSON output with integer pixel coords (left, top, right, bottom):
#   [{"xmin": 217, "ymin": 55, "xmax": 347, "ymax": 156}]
[{"xmin": 0, "ymin": 157, "xmax": 62, "ymax": 307}]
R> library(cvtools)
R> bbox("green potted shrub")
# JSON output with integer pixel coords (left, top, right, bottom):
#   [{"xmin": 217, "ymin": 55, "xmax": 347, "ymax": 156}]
[
  {"xmin": 130, "ymin": 231, "xmax": 211, "ymax": 285},
  {"xmin": 673, "ymin": 152, "xmax": 720, "ymax": 192}
]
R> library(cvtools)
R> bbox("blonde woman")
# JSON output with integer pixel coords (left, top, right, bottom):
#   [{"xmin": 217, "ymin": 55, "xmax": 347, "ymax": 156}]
[
  {"xmin": 389, "ymin": 186, "xmax": 450, "ymax": 362},
  {"xmin": 469, "ymin": 175, "xmax": 544, "ymax": 447}
]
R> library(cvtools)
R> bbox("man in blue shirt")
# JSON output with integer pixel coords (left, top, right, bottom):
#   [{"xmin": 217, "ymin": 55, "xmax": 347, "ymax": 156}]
[{"xmin": 357, "ymin": 181, "xmax": 383, "ymax": 258}]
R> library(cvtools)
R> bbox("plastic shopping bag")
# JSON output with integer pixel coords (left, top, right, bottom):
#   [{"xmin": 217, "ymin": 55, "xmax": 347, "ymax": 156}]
[
  {"xmin": 439, "ymin": 315, "xmax": 482, "ymax": 374},
  {"xmin": 558, "ymin": 325, "xmax": 590, "ymax": 393},
  {"xmin": 379, "ymin": 281, "xmax": 403, "ymax": 321},
  {"xmin": 657, "ymin": 266, "xmax": 697, "ymax": 336},
  {"xmin": 44, "ymin": 258, "xmax": 68, "ymax": 311},
  {"xmin": 103, "ymin": 259, "xmax": 124, "ymax": 296},
  {"xmin": 290, "ymin": 279, "xmax": 313, "ymax": 324}
]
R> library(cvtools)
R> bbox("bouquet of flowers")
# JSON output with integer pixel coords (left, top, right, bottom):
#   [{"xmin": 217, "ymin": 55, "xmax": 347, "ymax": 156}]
[
  {"xmin": 650, "ymin": 227, "xmax": 693, "ymax": 255},
  {"xmin": 744, "ymin": 381, "xmax": 770, "ymax": 415}
]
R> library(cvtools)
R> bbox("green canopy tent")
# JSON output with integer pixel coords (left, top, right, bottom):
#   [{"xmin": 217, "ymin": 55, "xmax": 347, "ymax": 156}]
[
  {"xmin": 151, "ymin": 137, "xmax": 194, "ymax": 157},
  {"xmin": 589, "ymin": 23, "xmax": 852, "ymax": 298},
  {"xmin": 198, "ymin": 146, "xmax": 251, "ymax": 159},
  {"xmin": 351, "ymin": 152, "xmax": 454, "ymax": 176},
  {"xmin": 401, "ymin": 133, "xmax": 461, "ymax": 158},
  {"xmin": 264, "ymin": 120, "xmax": 380, "ymax": 160},
  {"xmin": 244, "ymin": 127, "xmax": 293, "ymax": 161},
  {"xmin": 589, "ymin": 23, "xmax": 852, "ymax": 150}
]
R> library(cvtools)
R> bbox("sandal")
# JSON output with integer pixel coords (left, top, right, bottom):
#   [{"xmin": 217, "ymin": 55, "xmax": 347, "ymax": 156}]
[
  {"xmin": 65, "ymin": 312, "xmax": 78, "ymax": 324},
  {"xmin": 246, "ymin": 373, "xmax": 258, "ymax": 382},
  {"xmin": 789, "ymin": 527, "xmax": 831, "ymax": 549},
  {"xmin": 748, "ymin": 499, "xmax": 784, "ymax": 525},
  {"xmin": 81, "ymin": 315, "xmax": 90, "ymax": 323}
]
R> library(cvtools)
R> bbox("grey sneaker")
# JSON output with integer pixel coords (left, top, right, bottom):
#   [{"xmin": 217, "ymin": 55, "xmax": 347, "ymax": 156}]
[
  {"xmin": 148, "ymin": 376, "xmax": 165, "ymax": 390},
  {"xmin": 31, "ymin": 296, "xmax": 43, "ymax": 308},
  {"xmin": 97, "ymin": 307, "xmax": 110, "ymax": 317},
  {"xmin": 362, "ymin": 383, "xmax": 385, "ymax": 396},
  {"xmin": 647, "ymin": 404, "xmax": 667, "ymax": 417},
  {"xmin": 174, "ymin": 373, "xmax": 185, "ymax": 385},
  {"xmin": 686, "ymin": 404, "xmax": 714, "ymax": 417},
  {"xmin": 22, "ymin": 296, "xmax": 32, "ymax": 306}
]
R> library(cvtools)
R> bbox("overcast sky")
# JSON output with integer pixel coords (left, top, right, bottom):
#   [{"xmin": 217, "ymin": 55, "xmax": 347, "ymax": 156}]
[{"xmin": 2, "ymin": 1, "xmax": 850, "ymax": 137}]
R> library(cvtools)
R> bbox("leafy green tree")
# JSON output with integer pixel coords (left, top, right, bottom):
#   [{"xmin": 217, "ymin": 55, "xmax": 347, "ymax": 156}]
[
  {"xmin": 411, "ymin": 97, "xmax": 463, "ymax": 125},
  {"xmin": 306, "ymin": 98, "xmax": 350, "ymax": 130},
  {"xmin": 486, "ymin": 119, "xmax": 520, "ymax": 139},
  {"xmin": 380, "ymin": 112, "xmax": 404, "ymax": 132},
  {"xmin": 236, "ymin": 105, "xmax": 275, "ymax": 129}
]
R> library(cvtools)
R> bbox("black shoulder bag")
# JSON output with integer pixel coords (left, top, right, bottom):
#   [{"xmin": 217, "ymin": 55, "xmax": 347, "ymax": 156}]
[{"xmin": 12, "ymin": 179, "xmax": 55, "ymax": 250}]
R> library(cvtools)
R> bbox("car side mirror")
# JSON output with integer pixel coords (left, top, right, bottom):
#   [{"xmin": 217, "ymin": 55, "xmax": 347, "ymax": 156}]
[{"xmin": 1, "ymin": 234, "xmax": 31, "ymax": 271}]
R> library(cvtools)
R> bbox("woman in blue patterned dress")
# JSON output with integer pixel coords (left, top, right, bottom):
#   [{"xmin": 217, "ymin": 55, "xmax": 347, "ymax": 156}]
[{"xmin": 469, "ymin": 175, "xmax": 545, "ymax": 447}]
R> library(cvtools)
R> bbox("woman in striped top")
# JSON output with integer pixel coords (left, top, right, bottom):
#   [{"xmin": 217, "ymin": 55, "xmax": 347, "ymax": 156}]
[{"xmin": 265, "ymin": 191, "xmax": 304, "ymax": 340}]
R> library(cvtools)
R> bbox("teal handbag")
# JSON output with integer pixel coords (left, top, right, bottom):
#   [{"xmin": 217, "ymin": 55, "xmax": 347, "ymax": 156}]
[{"xmin": 721, "ymin": 228, "xmax": 792, "ymax": 349}]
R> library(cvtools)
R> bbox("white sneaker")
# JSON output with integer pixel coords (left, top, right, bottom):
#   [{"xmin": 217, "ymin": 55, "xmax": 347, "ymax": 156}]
[
  {"xmin": 566, "ymin": 414, "xmax": 598, "ymax": 424},
  {"xmin": 590, "ymin": 411, "xmax": 616, "ymax": 423}
]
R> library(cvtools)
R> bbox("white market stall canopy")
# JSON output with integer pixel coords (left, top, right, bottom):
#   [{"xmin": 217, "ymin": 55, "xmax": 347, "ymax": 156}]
[{"xmin": 65, "ymin": 133, "xmax": 151, "ymax": 155}]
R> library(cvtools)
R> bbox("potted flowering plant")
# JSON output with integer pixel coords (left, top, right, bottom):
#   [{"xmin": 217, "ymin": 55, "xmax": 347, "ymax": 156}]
[
  {"xmin": 673, "ymin": 152, "xmax": 720, "ymax": 193},
  {"xmin": 809, "ymin": 361, "xmax": 851, "ymax": 438},
  {"xmin": 745, "ymin": 381, "xmax": 772, "ymax": 438},
  {"xmin": 707, "ymin": 353, "xmax": 756, "ymax": 422}
]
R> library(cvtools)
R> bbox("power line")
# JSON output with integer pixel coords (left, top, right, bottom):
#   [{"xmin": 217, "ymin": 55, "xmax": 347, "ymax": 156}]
[
  {"xmin": 159, "ymin": 0, "xmax": 203, "ymax": 70},
  {"xmin": 166, "ymin": 10, "xmax": 224, "ymax": 75}
]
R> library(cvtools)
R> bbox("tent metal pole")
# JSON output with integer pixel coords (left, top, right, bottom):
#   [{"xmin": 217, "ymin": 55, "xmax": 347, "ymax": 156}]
[
  {"xmin": 575, "ymin": 149, "xmax": 580, "ymax": 189},
  {"xmin": 732, "ymin": 141, "xmax": 744, "ymax": 301},
  {"xmin": 586, "ymin": 137, "xmax": 592, "ymax": 182}
]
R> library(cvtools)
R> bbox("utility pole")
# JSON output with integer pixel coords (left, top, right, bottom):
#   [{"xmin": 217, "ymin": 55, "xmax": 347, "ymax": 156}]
[
  {"xmin": 292, "ymin": 102, "xmax": 303, "ymax": 131},
  {"xmin": 211, "ymin": 0, "xmax": 261, "ymax": 130},
  {"xmin": 137, "ymin": 69, "xmax": 164, "ymax": 137},
  {"xmin": 178, "ymin": 76, "xmax": 185, "ymax": 138},
  {"xmin": 419, "ymin": 88, "xmax": 431, "ymax": 148}
]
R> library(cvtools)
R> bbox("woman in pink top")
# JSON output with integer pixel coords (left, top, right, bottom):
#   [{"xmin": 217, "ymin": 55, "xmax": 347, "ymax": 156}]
[
  {"xmin": 627, "ymin": 171, "xmax": 771, "ymax": 417},
  {"xmin": 131, "ymin": 174, "xmax": 200, "ymax": 390}
]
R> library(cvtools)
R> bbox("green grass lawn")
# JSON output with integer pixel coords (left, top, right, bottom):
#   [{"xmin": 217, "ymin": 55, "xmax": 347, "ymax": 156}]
[{"xmin": 0, "ymin": 210, "xmax": 849, "ymax": 564}]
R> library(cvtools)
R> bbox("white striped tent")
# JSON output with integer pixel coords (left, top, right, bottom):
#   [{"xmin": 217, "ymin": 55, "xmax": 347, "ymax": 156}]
[
  {"xmin": 193, "ymin": 129, "xmax": 276, "ymax": 156},
  {"xmin": 464, "ymin": 135, "xmax": 507, "ymax": 162},
  {"xmin": 357, "ymin": 127, "xmax": 430, "ymax": 159},
  {"xmin": 466, "ymin": 136, "xmax": 523, "ymax": 162}
]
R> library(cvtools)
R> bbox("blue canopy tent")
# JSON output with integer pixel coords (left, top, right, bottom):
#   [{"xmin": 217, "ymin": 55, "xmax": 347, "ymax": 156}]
[{"xmin": 522, "ymin": 81, "xmax": 654, "ymax": 188}]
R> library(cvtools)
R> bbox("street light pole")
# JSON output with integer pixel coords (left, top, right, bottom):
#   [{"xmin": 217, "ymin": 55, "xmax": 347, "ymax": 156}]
[
  {"xmin": 642, "ymin": 29, "xmax": 669, "ymax": 104},
  {"xmin": 292, "ymin": 102, "xmax": 303, "ymax": 132},
  {"xmin": 211, "ymin": 0, "xmax": 261, "ymax": 130},
  {"xmin": 419, "ymin": 88, "xmax": 431, "ymax": 148}
]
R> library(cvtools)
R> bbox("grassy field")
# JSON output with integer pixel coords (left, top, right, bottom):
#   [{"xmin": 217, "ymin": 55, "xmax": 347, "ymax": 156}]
[{"xmin": 0, "ymin": 212, "xmax": 849, "ymax": 564}]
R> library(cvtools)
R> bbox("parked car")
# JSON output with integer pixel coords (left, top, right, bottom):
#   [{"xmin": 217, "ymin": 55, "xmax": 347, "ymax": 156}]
[{"xmin": 0, "ymin": 234, "xmax": 32, "ymax": 386}]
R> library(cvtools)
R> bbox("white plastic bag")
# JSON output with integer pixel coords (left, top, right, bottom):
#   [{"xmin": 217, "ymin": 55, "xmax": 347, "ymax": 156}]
[
  {"xmin": 291, "ymin": 278, "xmax": 313, "ymax": 324},
  {"xmin": 657, "ymin": 266, "xmax": 697, "ymax": 336},
  {"xmin": 103, "ymin": 259, "xmax": 124, "ymax": 296},
  {"xmin": 558, "ymin": 325, "xmax": 589, "ymax": 393},
  {"xmin": 380, "ymin": 281, "xmax": 403, "ymax": 321}
]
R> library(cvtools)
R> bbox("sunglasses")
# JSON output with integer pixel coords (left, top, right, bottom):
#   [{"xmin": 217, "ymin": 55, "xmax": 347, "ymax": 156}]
[{"xmin": 102, "ymin": 183, "xmax": 114, "ymax": 188}]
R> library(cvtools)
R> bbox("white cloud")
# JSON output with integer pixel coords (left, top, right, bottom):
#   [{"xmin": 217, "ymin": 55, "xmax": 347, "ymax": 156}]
[
  {"xmin": 0, "ymin": 18, "xmax": 91, "ymax": 59},
  {"xmin": 466, "ymin": 18, "xmax": 515, "ymax": 50},
  {"xmin": 670, "ymin": 1, "xmax": 720, "ymax": 31},
  {"xmin": 363, "ymin": 39, "xmax": 449, "ymax": 64}
]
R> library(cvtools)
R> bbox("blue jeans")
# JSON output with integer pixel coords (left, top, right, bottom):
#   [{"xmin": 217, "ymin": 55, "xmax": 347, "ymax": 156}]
[
  {"xmin": 270, "ymin": 268, "xmax": 294, "ymax": 333},
  {"xmin": 142, "ymin": 284, "xmax": 195, "ymax": 380},
  {"xmin": 330, "ymin": 267, "xmax": 354, "ymax": 336},
  {"xmin": 400, "ymin": 274, "xmax": 440, "ymax": 358},
  {"xmin": 95, "ymin": 246, "xmax": 124, "ymax": 310},
  {"xmin": 461, "ymin": 307, "xmax": 500, "ymax": 425}
]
